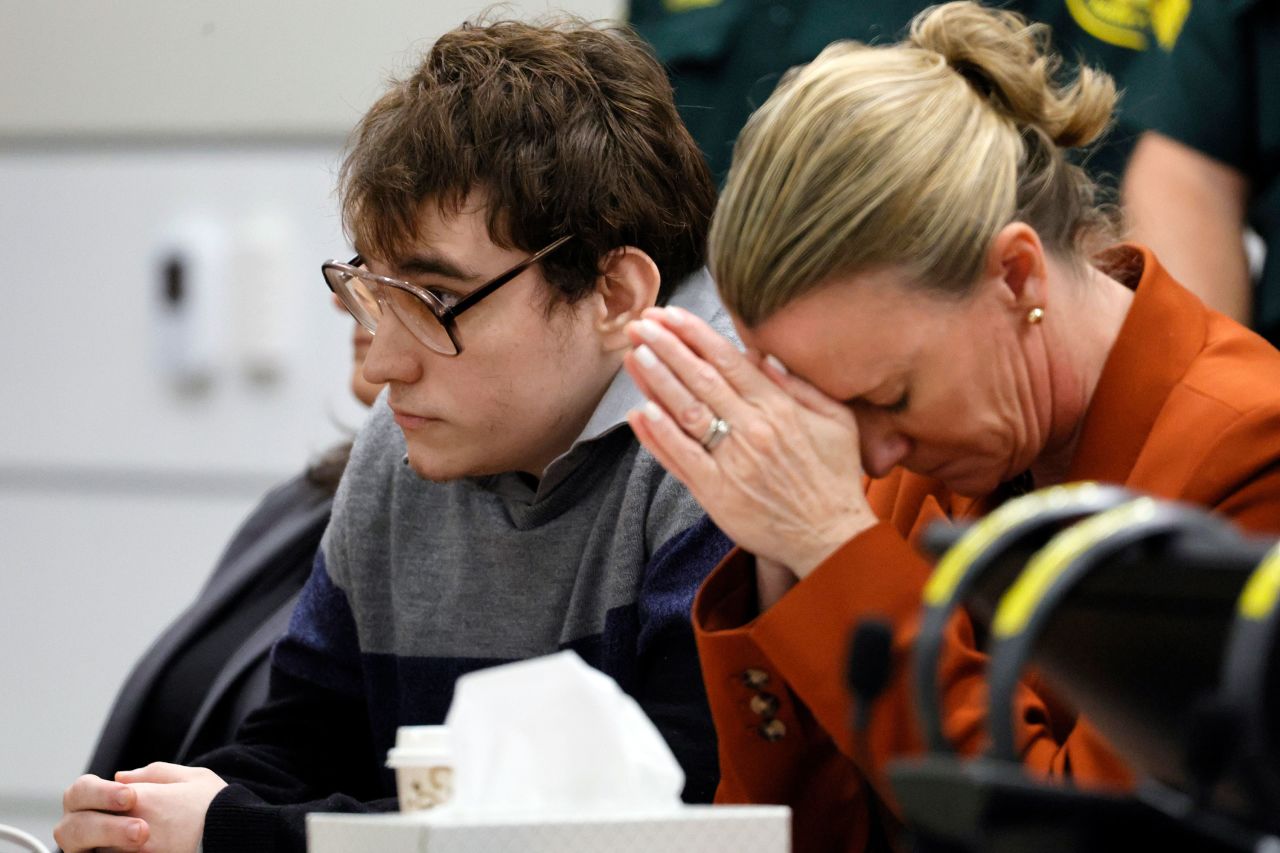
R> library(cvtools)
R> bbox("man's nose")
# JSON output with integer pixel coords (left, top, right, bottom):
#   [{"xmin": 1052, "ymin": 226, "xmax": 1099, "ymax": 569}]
[{"xmin": 360, "ymin": 307, "xmax": 423, "ymax": 387}]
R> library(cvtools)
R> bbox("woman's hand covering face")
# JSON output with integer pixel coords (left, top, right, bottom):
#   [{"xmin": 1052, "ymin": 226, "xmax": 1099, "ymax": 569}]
[{"xmin": 624, "ymin": 306, "xmax": 878, "ymax": 581}]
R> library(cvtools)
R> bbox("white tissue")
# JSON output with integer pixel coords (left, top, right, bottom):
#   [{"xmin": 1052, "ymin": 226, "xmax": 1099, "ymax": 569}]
[{"xmin": 443, "ymin": 650, "xmax": 685, "ymax": 815}]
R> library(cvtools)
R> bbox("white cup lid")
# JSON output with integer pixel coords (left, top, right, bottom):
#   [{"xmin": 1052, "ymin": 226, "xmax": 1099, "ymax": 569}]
[
  {"xmin": 386, "ymin": 725, "xmax": 451, "ymax": 768},
  {"xmin": 395, "ymin": 725, "xmax": 450, "ymax": 750}
]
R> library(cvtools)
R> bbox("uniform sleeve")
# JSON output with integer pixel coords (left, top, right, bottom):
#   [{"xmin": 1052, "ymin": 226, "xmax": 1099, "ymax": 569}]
[{"xmin": 1128, "ymin": 2, "xmax": 1254, "ymax": 172}]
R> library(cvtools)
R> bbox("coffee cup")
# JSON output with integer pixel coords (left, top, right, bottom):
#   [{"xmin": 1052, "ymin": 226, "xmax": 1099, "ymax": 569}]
[{"xmin": 386, "ymin": 725, "xmax": 453, "ymax": 812}]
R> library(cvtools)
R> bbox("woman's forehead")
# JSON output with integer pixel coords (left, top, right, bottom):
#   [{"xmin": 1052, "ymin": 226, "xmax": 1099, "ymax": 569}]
[{"xmin": 743, "ymin": 271, "xmax": 934, "ymax": 374}]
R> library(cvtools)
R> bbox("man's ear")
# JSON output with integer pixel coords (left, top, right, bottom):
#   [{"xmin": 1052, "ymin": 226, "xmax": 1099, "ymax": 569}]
[
  {"xmin": 983, "ymin": 222, "xmax": 1048, "ymax": 313},
  {"xmin": 593, "ymin": 247, "xmax": 661, "ymax": 351}
]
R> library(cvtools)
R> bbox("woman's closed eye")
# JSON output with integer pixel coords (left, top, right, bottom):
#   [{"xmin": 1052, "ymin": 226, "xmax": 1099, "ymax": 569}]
[
  {"xmin": 842, "ymin": 392, "xmax": 908, "ymax": 418},
  {"xmin": 883, "ymin": 392, "xmax": 910, "ymax": 414},
  {"xmin": 847, "ymin": 390, "xmax": 909, "ymax": 415}
]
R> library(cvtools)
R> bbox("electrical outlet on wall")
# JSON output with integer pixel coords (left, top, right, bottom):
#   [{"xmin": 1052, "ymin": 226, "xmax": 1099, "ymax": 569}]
[{"xmin": 152, "ymin": 216, "xmax": 229, "ymax": 393}]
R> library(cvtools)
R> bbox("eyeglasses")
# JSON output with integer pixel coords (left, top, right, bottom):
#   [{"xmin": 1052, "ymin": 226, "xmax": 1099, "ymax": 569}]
[{"xmin": 322, "ymin": 234, "xmax": 573, "ymax": 356}]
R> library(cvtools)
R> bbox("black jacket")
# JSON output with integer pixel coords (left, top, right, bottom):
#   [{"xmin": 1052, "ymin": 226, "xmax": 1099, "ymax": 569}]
[{"xmin": 85, "ymin": 473, "xmax": 332, "ymax": 778}]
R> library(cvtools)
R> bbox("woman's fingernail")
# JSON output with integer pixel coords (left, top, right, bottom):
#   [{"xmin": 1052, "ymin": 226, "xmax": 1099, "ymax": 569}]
[
  {"xmin": 663, "ymin": 306, "xmax": 686, "ymax": 325},
  {"xmin": 127, "ymin": 821, "xmax": 143, "ymax": 842},
  {"xmin": 116, "ymin": 789, "xmax": 132, "ymax": 808},
  {"xmin": 635, "ymin": 319, "xmax": 660, "ymax": 342},
  {"xmin": 643, "ymin": 401, "xmax": 664, "ymax": 422},
  {"xmin": 764, "ymin": 354, "xmax": 788, "ymax": 375},
  {"xmin": 634, "ymin": 344, "xmax": 658, "ymax": 368}
]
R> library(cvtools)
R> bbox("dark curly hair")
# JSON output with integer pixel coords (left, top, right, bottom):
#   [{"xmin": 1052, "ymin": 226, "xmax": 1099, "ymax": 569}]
[{"xmin": 339, "ymin": 17, "xmax": 715, "ymax": 305}]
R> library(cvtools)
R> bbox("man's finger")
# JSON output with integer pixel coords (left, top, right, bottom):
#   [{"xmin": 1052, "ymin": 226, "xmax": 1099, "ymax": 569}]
[
  {"xmin": 116, "ymin": 761, "xmax": 194, "ymax": 784},
  {"xmin": 53, "ymin": 810, "xmax": 148, "ymax": 853},
  {"xmin": 63, "ymin": 775, "xmax": 133, "ymax": 813}
]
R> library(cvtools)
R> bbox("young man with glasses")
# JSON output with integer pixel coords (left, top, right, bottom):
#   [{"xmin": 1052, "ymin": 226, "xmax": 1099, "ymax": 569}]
[{"xmin": 56, "ymin": 18, "xmax": 729, "ymax": 853}]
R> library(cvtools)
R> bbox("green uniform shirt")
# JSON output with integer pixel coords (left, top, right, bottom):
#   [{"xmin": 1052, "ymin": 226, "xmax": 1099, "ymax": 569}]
[
  {"xmin": 630, "ymin": 0, "xmax": 1169, "ymax": 184},
  {"xmin": 1125, "ymin": 0, "xmax": 1280, "ymax": 343}
]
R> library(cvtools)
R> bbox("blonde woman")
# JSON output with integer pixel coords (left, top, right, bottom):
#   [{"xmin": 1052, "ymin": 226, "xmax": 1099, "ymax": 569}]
[{"xmin": 623, "ymin": 3, "xmax": 1280, "ymax": 851}]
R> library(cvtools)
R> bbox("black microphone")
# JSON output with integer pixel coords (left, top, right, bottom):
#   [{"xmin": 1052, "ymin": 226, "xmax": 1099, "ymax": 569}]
[
  {"xmin": 847, "ymin": 617, "xmax": 900, "ymax": 852},
  {"xmin": 848, "ymin": 617, "xmax": 895, "ymax": 733}
]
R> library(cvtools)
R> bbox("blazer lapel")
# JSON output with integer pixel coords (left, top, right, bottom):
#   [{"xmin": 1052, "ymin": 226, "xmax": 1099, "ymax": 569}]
[
  {"xmin": 86, "ymin": 589, "xmax": 221, "ymax": 776},
  {"xmin": 1068, "ymin": 246, "xmax": 1209, "ymax": 485},
  {"xmin": 175, "ymin": 588, "xmax": 304, "ymax": 762},
  {"xmin": 171, "ymin": 489, "xmax": 332, "ymax": 760}
]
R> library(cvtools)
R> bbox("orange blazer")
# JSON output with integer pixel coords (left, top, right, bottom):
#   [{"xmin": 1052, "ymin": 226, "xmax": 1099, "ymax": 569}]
[{"xmin": 692, "ymin": 246, "xmax": 1280, "ymax": 853}]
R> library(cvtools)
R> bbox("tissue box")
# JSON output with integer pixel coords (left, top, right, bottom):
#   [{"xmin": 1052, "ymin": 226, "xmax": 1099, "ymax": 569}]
[{"xmin": 307, "ymin": 805, "xmax": 790, "ymax": 852}]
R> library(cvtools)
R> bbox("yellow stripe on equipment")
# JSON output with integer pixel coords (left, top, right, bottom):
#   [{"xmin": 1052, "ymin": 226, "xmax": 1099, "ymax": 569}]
[
  {"xmin": 993, "ymin": 497, "xmax": 1159, "ymax": 638},
  {"xmin": 923, "ymin": 482, "xmax": 1102, "ymax": 607},
  {"xmin": 1239, "ymin": 543, "xmax": 1280, "ymax": 621}
]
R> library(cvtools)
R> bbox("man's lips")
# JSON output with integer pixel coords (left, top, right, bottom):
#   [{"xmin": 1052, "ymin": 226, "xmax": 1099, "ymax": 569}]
[{"xmin": 390, "ymin": 407, "xmax": 440, "ymax": 430}]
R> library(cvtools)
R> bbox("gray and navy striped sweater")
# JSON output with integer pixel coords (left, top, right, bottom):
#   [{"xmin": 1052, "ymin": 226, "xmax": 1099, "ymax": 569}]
[{"xmin": 197, "ymin": 273, "xmax": 736, "ymax": 853}]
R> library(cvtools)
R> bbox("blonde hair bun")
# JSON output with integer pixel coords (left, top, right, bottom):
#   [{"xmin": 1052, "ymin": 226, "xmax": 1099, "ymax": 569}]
[
  {"xmin": 907, "ymin": 1, "xmax": 1116, "ymax": 148},
  {"xmin": 708, "ymin": 0, "xmax": 1121, "ymax": 325}
]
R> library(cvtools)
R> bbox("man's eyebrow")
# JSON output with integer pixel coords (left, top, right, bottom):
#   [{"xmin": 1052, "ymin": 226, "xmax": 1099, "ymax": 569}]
[{"xmin": 395, "ymin": 252, "xmax": 484, "ymax": 284}]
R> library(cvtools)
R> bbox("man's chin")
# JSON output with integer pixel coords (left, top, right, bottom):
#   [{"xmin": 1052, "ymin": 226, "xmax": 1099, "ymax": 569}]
[
  {"xmin": 403, "ymin": 446, "xmax": 469, "ymax": 483},
  {"xmin": 403, "ymin": 445, "xmax": 516, "ymax": 483},
  {"xmin": 406, "ymin": 465, "xmax": 462, "ymax": 483}
]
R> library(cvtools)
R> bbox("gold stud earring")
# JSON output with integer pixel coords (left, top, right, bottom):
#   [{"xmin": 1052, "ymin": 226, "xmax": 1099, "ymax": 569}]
[{"xmin": 1026, "ymin": 307, "xmax": 1044, "ymax": 325}]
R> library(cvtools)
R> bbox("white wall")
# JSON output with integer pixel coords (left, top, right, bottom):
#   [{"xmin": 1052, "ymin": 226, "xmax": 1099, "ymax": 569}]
[
  {"xmin": 0, "ymin": 0, "xmax": 621, "ymax": 845},
  {"xmin": 0, "ymin": 0, "xmax": 621, "ymax": 139}
]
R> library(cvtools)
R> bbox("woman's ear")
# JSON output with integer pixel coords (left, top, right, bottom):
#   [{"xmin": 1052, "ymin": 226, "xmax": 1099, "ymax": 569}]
[
  {"xmin": 984, "ymin": 222, "xmax": 1048, "ymax": 311},
  {"xmin": 593, "ymin": 247, "xmax": 661, "ymax": 351}
]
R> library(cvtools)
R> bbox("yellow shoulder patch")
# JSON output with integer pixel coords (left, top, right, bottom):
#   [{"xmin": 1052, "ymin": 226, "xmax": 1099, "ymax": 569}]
[
  {"xmin": 1066, "ymin": 0, "xmax": 1151, "ymax": 51},
  {"xmin": 1149, "ymin": 0, "xmax": 1191, "ymax": 50}
]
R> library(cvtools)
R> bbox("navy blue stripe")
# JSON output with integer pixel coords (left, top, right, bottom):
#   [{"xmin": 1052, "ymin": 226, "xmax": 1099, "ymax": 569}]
[
  {"xmin": 356, "ymin": 606, "xmax": 638, "ymax": 770},
  {"xmin": 639, "ymin": 515, "xmax": 731, "ymax": 654},
  {"xmin": 272, "ymin": 551, "xmax": 363, "ymax": 698}
]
